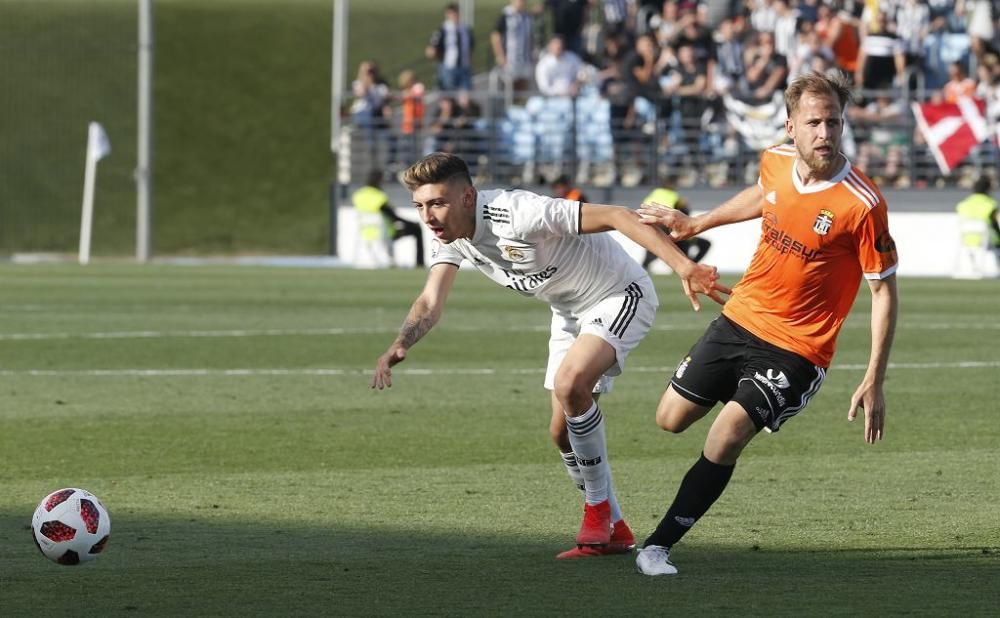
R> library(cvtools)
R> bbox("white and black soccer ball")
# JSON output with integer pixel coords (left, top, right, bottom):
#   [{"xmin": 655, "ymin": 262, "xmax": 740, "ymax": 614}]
[{"xmin": 31, "ymin": 488, "xmax": 111, "ymax": 565}]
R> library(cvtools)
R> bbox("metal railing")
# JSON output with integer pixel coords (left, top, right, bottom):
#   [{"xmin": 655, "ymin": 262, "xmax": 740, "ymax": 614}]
[{"xmin": 340, "ymin": 87, "xmax": 997, "ymax": 190}]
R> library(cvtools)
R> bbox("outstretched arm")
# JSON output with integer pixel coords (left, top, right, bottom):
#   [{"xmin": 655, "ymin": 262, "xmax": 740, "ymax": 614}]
[
  {"xmin": 579, "ymin": 203, "xmax": 730, "ymax": 311},
  {"xmin": 848, "ymin": 275, "xmax": 898, "ymax": 443},
  {"xmin": 371, "ymin": 264, "xmax": 459, "ymax": 389},
  {"xmin": 637, "ymin": 185, "xmax": 765, "ymax": 240}
]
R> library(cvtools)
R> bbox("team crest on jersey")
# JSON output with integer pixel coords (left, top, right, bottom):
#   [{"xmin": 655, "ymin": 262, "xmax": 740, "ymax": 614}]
[
  {"xmin": 430, "ymin": 240, "xmax": 440, "ymax": 258},
  {"xmin": 812, "ymin": 209, "xmax": 834, "ymax": 235},
  {"xmin": 501, "ymin": 245, "xmax": 527, "ymax": 261}
]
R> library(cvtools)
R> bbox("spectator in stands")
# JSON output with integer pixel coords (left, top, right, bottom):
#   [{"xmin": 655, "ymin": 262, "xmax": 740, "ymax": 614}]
[
  {"xmin": 622, "ymin": 32, "xmax": 661, "ymax": 183},
  {"xmin": 492, "ymin": 0, "xmax": 537, "ymax": 93},
  {"xmin": 750, "ymin": 0, "xmax": 779, "ymax": 34},
  {"xmin": 426, "ymin": 96, "xmax": 461, "ymax": 155},
  {"xmin": 651, "ymin": 1, "xmax": 682, "ymax": 51},
  {"xmin": 536, "ymin": 35, "xmax": 585, "ymax": 96},
  {"xmin": 545, "ymin": 0, "xmax": 592, "ymax": 57},
  {"xmin": 637, "ymin": 0, "xmax": 670, "ymax": 35},
  {"xmin": 797, "ymin": 0, "xmax": 820, "ymax": 23},
  {"xmin": 713, "ymin": 17, "xmax": 747, "ymax": 97},
  {"xmin": 850, "ymin": 93, "xmax": 907, "ymax": 186},
  {"xmin": 810, "ymin": 47, "xmax": 846, "ymax": 81},
  {"xmin": 976, "ymin": 56, "xmax": 1000, "ymax": 124},
  {"xmin": 660, "ymin": 43, "xmax": 708, "ymax": 165},
  {"xmin": 397, "ymin": 70, "xmax": 426, "ymax": 166},
  {"xmin": 741, "ymin": 31, "xmax": 788, "ymax": 104},
  {"xmin": 957, "ymin": 0, "xmax": 998, "ymax": 65},
  {"xmin": 855, "ymin": 9, "xmax": 906, "ymax": 94},
  {"xmin": 627, "ymin": 33, "xmax": 663, "ymax": 102},
  {"xmin": 350, "ymin": 60, "xmax": 391, "ymax": 134},
  {"xmin": 894, "ymin": 0, "xmax": 931, "ymax": 88},
  {"xmin": 668, "ymin": 4, "xmax": 717, "ymax": 90},
  {"xmin": 426, "ymin": 3, "xmax": 475, "ymax": 93},
  {"xmin": 601, "ymin": 0, "xmax": 633, "ymax": 35},
  {"xmin": 772, "ymin": 0, "xmax": 800, "ymax": 59},
  {"xmin": 594, "ymin": 31, "xmax": 636, "ymax": 185},
  {"xmin": 789, "ymin": 23, "xmax": 835, "ymax": 81},
  {"xmin": 816, "ymin": 1, "xmax": 860, "ymax": 80},
  {"xmin": 350, "ymin": 60, "xmax": 394, "ymax": 163},
  {"xmin": 942, "ymin": 60, "xmax": 977, "ymax": 102},
  {"xmin": 426, "ymin": 94, "xmax": 484, "ymax": 164},
  {"xmin": 352, "ymin": 169, "xmax": 425, "ymax": 268}
]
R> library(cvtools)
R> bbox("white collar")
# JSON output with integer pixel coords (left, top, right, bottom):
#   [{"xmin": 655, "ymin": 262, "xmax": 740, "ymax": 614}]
[{"xmin": 790, "ymin": 155, "xmax": 852, "ymax": 194}]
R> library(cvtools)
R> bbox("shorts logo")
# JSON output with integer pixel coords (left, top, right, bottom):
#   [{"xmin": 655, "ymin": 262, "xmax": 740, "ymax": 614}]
[
  {"xmin": 813, "ymin": 209, "xmax": 834, "ymax": 235},
  {"xmin": 754, "ymin": 370, "xmax": 787, "ymax": 407},
  {"xmin": 765, "ymin": 369, "xmax": 790, "ymax": 389},
  {"xmin": 590, "ymin": 317, "xmax": 603, "ymax": 327},
  {"xmin": 675, "ymin": 356, "xmax": 692, "ymax": 379}
]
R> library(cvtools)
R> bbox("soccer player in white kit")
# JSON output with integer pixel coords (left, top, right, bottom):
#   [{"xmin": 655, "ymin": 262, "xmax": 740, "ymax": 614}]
[{"xmin": 371, "ymin": 153, "xmax": 729, "ymax": 558}]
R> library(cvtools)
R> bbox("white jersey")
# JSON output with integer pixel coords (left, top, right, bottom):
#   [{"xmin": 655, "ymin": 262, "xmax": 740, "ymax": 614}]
[{"xmin": 430, "ymin": 188, "xmax": 652, "ymax": 315}]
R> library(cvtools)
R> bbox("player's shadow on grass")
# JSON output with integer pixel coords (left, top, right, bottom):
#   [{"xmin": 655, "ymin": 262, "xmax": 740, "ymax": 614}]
[{"xmin": 2, "ymin": 512, "xmax": 997, "ymax": 616}]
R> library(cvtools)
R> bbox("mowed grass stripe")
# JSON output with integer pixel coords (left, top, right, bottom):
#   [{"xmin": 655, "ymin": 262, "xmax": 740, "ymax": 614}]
[
  {"xmin": 0, "ymin": 265, "xmax": 997, "ymax": 615},
  {"xmin": 1, "ymin": 359, "xmax": 999, "ymax": 377}
]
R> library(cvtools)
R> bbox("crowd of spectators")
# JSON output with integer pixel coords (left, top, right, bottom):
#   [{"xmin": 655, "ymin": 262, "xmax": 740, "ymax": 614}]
[{"xmin": 348, "ymin": 0, "xmax": 1000, "ymax": 188}]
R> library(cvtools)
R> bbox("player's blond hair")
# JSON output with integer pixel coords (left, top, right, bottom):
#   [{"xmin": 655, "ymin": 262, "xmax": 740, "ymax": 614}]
[
  {"xmin": 401, "ymin": 152, "xmax": 473, "ymax": 192},
  {"xmin": 784, "ymin": 72, "xmax": 854, "ymax": 117}
]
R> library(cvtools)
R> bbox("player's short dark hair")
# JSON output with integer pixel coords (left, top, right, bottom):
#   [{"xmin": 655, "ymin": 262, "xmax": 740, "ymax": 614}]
[
  {"xmin": 402, "ymin": 152, "xmax": 473, "ymax": 192},
  {"xmin": 784, "ymin": 72, "xmax": 854, "ymax": 117},
  {"xmin": 445, "ymin": 2, "xmax": 459, "ymax": 14},
  {"xmin": 365, "ymin": 169, "xmax": 383, "ymax": 187},
  {"xmin": 974, "ymin": 175, "xmax": 992, "ymax": 194}
]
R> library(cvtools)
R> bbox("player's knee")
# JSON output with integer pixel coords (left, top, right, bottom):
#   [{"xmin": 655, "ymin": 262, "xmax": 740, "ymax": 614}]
[
  {"xmin": 655, "ymin": 406, "xmax": 691, "ymax": 433},
  {"xmin": 552, "ymin": 373, "xmax": 593, "ymax": 416}
]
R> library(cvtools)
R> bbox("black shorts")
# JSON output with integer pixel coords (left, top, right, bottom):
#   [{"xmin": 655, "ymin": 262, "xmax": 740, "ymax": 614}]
[{"xmin": 669, "ymin": 315, "xmax": 827, "ymax": 432}]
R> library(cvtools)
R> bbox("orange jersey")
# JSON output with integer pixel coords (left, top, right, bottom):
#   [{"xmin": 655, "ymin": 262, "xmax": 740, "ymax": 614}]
[{"xmin": 722, "ymin": 144, "xmax": 898, "ymax": 367}]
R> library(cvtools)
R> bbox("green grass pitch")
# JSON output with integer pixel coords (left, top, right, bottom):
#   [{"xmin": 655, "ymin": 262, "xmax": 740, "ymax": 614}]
[{"xmin": 1, "ymin": 265, "xmax": 998, "ymax": 615}]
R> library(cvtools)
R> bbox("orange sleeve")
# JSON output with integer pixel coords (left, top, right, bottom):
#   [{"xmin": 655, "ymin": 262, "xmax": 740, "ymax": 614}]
[{"xmin": 854, "ymin": 205, "xmax": 898, "ymax": 280}]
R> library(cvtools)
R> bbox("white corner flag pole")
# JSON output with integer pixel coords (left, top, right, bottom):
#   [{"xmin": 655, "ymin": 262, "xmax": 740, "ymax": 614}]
[{"xmin": 79, "ymin": 121, "xmax": 111, "ymax": 265}]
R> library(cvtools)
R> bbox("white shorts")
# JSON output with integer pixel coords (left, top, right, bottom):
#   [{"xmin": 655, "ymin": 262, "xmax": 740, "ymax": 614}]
[{"xmin": 544, "ymin": 280, "xmax": 658, "ymax": 394}]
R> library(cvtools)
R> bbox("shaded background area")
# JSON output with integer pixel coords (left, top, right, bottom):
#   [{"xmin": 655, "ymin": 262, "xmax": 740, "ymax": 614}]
[
  {"xmin": 2, "ymin": 511, "xmax": 998, "ymax": 615},
  {"xmin": 0, "ymin": 0, "xmax": 509, "ymax": 256}
]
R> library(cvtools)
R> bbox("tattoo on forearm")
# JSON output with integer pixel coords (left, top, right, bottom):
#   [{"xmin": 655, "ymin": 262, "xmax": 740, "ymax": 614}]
[{"xmin": 398, "ymin": 313, "xmax": 435, "ymax": 348}]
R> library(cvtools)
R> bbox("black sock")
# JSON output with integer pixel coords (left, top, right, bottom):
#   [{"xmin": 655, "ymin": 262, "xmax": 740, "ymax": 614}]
[{"xmin": 643, "ymin": 452, "xmax": 735, "ymax": 549}]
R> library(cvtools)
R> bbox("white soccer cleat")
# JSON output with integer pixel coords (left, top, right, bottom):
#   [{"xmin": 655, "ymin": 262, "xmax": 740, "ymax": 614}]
[{"xmin": 635, "ymin": 545, "xmax": 678, "ymax": 576}]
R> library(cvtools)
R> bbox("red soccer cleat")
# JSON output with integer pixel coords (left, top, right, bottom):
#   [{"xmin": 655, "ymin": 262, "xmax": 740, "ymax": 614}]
[
  {"xmin": 575, "ymin": 500, "xmax": 612, "ymax": 546},
  {"xmin": 608, "ymin": 519, "xmax": 636, "ymax": 552},
  {"xmin": 555, "ymin": 518, "xmax": 636, "ymax": 559}
]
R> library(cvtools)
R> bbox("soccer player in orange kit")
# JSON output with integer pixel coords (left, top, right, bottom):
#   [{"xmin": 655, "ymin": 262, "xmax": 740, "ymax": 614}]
[{"xmin": 632, "ymin": 72, "xmax": 899, "ymax": 576}]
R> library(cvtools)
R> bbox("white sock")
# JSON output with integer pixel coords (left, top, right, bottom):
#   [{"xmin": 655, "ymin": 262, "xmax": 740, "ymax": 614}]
[
  {"xmin": 562, "ymin": 449, "xmax": 624, "ymax": 522},
  {"xmin": 564, "ymin": 402, "xmax": 611, "ymax": 506},
  {"xmin": 561, "ymin": 451, "xmax": 585, "ymax": 492}
]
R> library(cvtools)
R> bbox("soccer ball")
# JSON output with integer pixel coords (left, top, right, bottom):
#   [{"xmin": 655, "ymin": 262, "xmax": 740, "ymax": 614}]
[{"xmin": 31, "ymin": 488, "xmax": 111, "ymax": 565}]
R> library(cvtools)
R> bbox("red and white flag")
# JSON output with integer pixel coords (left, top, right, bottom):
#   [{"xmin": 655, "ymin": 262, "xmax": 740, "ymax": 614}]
[{"xmin": 910, "ymin": 97, "xmax": 989, "ymax": 174}]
